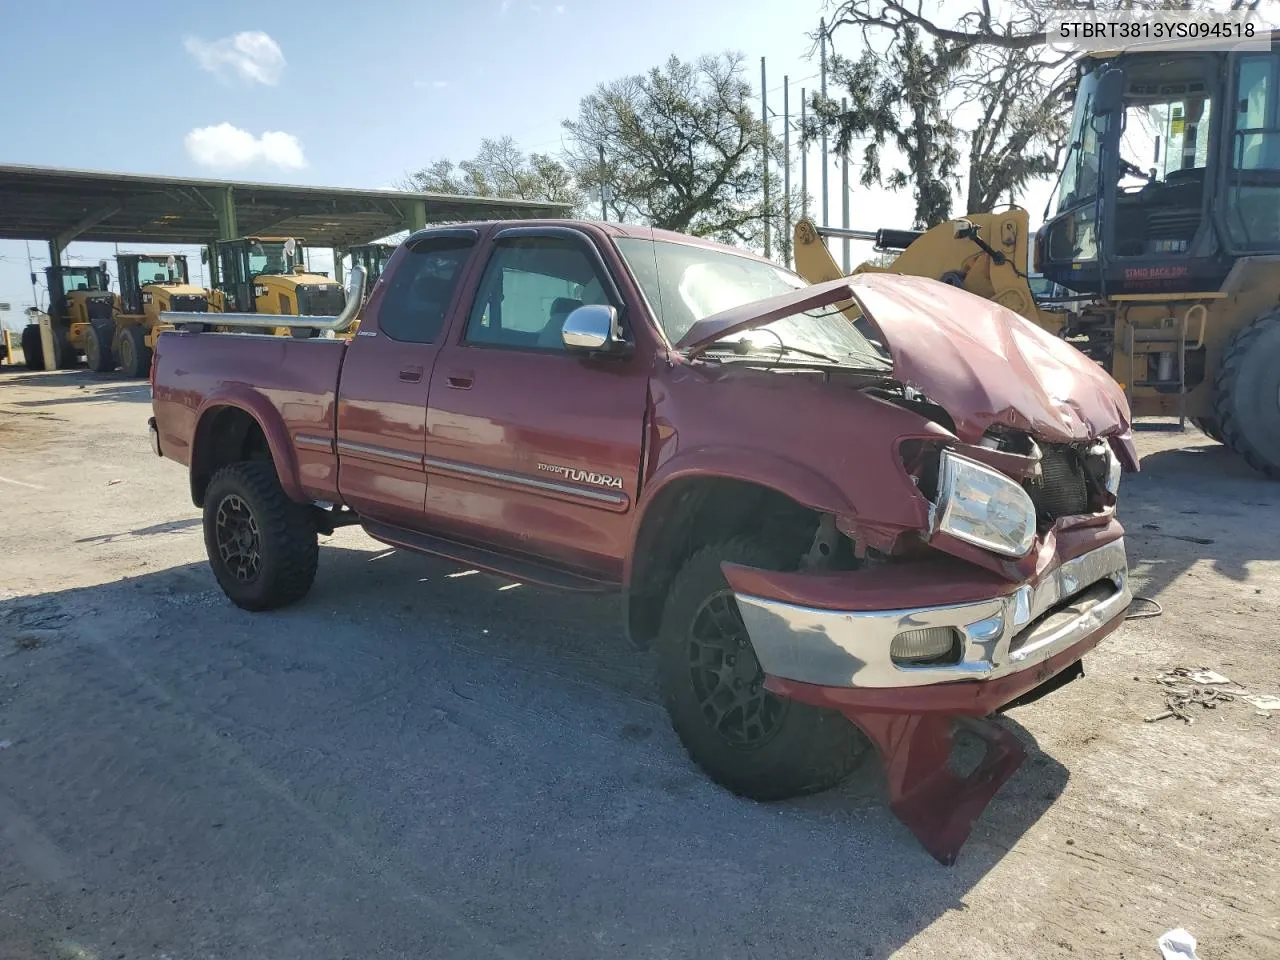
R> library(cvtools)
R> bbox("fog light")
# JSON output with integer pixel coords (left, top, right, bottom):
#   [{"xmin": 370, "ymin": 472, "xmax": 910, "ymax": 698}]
[{"xmin": 891, "ymin": 626, "xmax": 962, "ymax": 665}]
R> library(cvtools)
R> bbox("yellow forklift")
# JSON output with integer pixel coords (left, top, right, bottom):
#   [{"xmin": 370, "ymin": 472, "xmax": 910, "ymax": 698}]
[{"xmin": 795, "ymin": 34, "xmax": 1280, "ymax": 478}]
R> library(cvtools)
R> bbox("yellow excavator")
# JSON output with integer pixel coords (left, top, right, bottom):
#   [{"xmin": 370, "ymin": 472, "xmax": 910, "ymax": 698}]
[{"xmin": 795, "ymin": 33, "xmax": 1280, "ymax": 479}]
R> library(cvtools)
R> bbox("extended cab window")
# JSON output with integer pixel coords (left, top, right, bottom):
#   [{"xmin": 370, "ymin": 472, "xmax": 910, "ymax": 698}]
[
  {"xmin": 377, "ymin": 240, "xmax": 473, "ymax": 343},
  {"xmin": 464, "ymin": 236, "xmax": 611, "ymax": 351}
]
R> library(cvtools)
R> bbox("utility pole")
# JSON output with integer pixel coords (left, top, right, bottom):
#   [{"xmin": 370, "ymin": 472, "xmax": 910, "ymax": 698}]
[
  {"xmin": 598, "ymin": 145, "xmax": 609, "ymax": 222},
  {"xmin": 819, "ymin": 17, "xmax": 829, "ymax": 228},
  {"xmin": 800, "ymin": 88, "xmax": 808, "ymax": 222},
  {"xmin": 25, "ymin": 241, "xmax": 37, "ymax": 311},
  {"xmin": 760, "ymin": 56, "xmax": 771, "ymax": 259},
  {"xmin": 782, "ymin": 76, "xmax": 792, "ymax": 268},
  {"xmin": 841, "ymin": 96, "xmax": 851, "ymax": 273}
]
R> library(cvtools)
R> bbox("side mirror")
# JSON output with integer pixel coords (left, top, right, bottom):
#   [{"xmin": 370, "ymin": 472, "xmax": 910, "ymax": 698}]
[{"xmin": 562, "ymin": 304, "xmax": 630, "ymax": 356}]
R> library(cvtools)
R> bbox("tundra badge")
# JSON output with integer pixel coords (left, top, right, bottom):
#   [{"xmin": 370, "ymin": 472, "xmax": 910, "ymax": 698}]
[{"xmin": 537, "ymin": 462, "xmax": 624, "ymax": 490}]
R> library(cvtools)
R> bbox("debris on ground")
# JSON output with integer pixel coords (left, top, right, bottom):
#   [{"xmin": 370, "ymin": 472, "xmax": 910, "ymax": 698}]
[
  {"xmin": 1146, "ymin": 667, "xmax": 1252, "ymax": 724},
  {"xmin": 1242, "ymin": 694, "xmax": 1280, "ymax": 712},
  {"xmin": 13, "ymin": 633, "xmax": 44, "ymax": 651},
  {"xmin": 1157, "ymin": 927, "xmax": 1202, "ymax": 960}
]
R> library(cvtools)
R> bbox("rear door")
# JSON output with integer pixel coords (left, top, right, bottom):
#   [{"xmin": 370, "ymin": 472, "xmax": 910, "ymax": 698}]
[
  {"xmin": 335, "ymin": 230, "xmax": 479, "ymax": 527},
  {"xmin": 423, "ymin": 226, "xmax": 653, "ymax": 581}
]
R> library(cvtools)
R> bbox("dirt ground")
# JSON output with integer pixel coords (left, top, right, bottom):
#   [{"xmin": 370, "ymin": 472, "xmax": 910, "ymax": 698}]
[{"xmin": 0, "ymin": 365, "xmax": 1276, "ymax": 960}]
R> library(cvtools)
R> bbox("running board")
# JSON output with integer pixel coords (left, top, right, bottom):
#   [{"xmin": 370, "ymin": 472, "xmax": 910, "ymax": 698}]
[{"xmin": 361, "ymin": 520, "xmax": 618, "ymax": 593}]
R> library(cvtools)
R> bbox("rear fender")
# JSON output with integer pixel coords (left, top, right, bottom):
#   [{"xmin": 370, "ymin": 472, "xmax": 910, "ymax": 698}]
[{"xmin": 192, "ymin": 386, "xmax": 303, "ymax": 504}]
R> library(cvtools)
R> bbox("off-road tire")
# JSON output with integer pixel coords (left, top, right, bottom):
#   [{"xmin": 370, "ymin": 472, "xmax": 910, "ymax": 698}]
[
  {"xmin": 85, "ymin": 321, "xmax": 116, "ymax": 373},
  {"xmin": 657, "ymin": 536, "xmax": 868, "ymax": 801},
  {"xmin": 203, "ymin": 461, "xmax": 318, "ymax": 611},
  {"xmin": 20, "ymin": 324, "xmax": 43, "ymax": 370},
  {"xmin": 1190, "ymin": 416, "xmax": 1224, "ymax": 445},
  {"xmin": 1213, "ymin": 311, "xmax": 1280, "ymax": 480},
  {"xmin": 118, "ymin": 325, "xmax": 152, "ymax": 379}
]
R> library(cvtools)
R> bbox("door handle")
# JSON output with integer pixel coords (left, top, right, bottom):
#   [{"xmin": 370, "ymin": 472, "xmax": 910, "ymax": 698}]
[
  {"xmin": 446, "ymin": 371, "xmax": 474, "ymax": 389},
  {"xmin": 399, "ymin": 365, "xmax": 423, "ymax": 383}
]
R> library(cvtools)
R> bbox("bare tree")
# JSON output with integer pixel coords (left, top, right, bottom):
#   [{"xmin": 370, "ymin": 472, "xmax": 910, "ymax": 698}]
[
  {"xmin": 400, "ymin": 136, "xmax": 583, "ymax": 210},
  {"xmin": 563, "ymin": 53, "xmax": 795, "ymax": 248},
  {"xmin": 817, "ymin": 0, "xmax": 1216, "ymax": 217}
]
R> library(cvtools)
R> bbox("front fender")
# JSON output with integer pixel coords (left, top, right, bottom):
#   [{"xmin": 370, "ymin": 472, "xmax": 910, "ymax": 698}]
[
  {"xmin": 192, "ymin": 385, "xmax": 304, "ymax": 503},
  {"xmin": 624, "ymin": 445, "xmax": 856, "ymax": 586}
]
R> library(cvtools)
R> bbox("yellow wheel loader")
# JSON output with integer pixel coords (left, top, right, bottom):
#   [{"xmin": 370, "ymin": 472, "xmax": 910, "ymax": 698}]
[
  {"xmin": 795, "ymin": 34, "xmax": 1280, "ymax": 478},
  {"xmin": 181, "ymin": 237, "xmax": 346, "ymax": 339},
  {"xmin": 20, "ymin": 263, "xmax": 115, "ymax": 371}
]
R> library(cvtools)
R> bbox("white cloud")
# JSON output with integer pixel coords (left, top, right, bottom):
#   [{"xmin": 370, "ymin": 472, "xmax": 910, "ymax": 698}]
[
  {"xmin": 184, "ymin": 124, "xmax": 306, "ymax": 170},
  {"xmin": 555, "ymin": 3, "xmax": 565, "ymax": 11},
  {"xmin": 500, "ymin": 0, "xmax": 511, "ymax": 12},
  {"xmin": 184, "ymin": 31, "xmax": 285, "ymax": 85}
]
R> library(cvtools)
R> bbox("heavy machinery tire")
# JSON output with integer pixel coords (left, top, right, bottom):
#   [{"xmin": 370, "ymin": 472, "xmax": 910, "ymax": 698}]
[
  {"xmin": 1190, "ymin": 416, "xmax": 1224, "ymax": 445},
  {"xmin": 20, "ymin": 324, "xmax": 43, "ymax": 370},
  {"xmin": 117, "ymin": 325, "xmax": 152, "ymax": 379},
  {"xmin": 203, "ymin": 461, "xmax": 318, "ymax": 611},
  {"xmin": 84, "ymin": 321, "xmax": 116, "ymax": 373},
  {"xmin": 1213, "ymin": 311, "xmax": 1280, "ymax": 480},
  {"xmin": 49, "ymin": 324, "xmax": 75, "ymax": 369},
  {"xmin": 656, "ymin": 536, "xmax": 869, "ymax": 801}
]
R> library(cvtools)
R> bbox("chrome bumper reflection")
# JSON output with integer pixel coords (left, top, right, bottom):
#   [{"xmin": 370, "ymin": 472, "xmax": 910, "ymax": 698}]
[{"xmin": 735, "ymin": 538, "xmax": 1130, "ymax": 689}]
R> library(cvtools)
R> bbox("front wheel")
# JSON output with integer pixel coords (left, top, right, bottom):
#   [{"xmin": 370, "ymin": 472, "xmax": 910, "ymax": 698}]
[
  {"xmin": 20, "ymin": 324, "xmax": 43, "ymax": 370},
  {"xmin": 85, "ymin": 321, "xmax": 116, "ymax": 373},
  {"xmin": 203, "ymin": 461, "xmax": 318, "ymax": 611},
  {"xmin": 657, "ymin": 537, "xmax": 868, "ymax": 801},
  {"xmin": 1214, "ymin": 311, "xmax": 1280, "ymax": 479},
  {"xmin": 117, "ymin": 325, "xmax": 152, "ymax": 379}
]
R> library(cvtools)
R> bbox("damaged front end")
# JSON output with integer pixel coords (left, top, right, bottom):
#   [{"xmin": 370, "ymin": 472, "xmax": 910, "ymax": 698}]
[{"xmin": 696, "ymin": 274, "xmax": 1136, "ymax": 864}]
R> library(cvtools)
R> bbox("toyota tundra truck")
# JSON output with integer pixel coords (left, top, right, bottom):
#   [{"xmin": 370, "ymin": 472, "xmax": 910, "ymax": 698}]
[{"xmin": 149, "ymin": 220, "xmax": 1135, "ymax": 863}]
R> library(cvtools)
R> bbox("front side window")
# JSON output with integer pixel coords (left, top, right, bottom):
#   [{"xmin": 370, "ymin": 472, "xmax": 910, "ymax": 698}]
[
  {"xmin": 137, "ymin": 257, "xmax": 188, "ymax": 284},
  {"xmin": 616, "ymin": 237, "xmax": 889, "ymax": 370},
  {"xmin": 246, "ymin": 241, "xmax": 304, "ymax": 278},
  {"xmin": 1054, "ymin": 69, "xmax": 1101, "ymax": 215},
  {"xmin": 464, "ymin": 237, "xmax": 612, "ymax": 351},
  {"xmin": 377, "ymin": 240, "xmax": 473, "ymax": 344},
  {"xmin": 1225, "ymin": 52, "xmax": 1280, "ymax": 249}
]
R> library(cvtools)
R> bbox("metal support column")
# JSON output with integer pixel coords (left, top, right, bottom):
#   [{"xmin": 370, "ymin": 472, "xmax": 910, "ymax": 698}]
[
  {"xmin": 783, "ymin": 76, "xmax": 792, "ymax": 268},
  {"xmin": 800, "ymin": 88, "xmax": 808, "ymax": 222},
  {"xmin": 333, "ymin": 247, "xmax": 344, "ymax": 285},
  {"xmin": 841, "ymin": 97, "xmax": 851, "ymax": 273},
  {"xmin": 406, "ymin": 198, "xmax": 428, "ymax": 233},
  {"xmin": 819, "ymin": 17, "xmax": 829, "ymax": 228},
  {"xmin": 212, "ymin": 187, "xmax": 238, "ymax": 240}
]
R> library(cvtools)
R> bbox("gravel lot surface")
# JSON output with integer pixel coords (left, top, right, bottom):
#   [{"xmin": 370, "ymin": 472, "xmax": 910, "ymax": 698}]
[{"xmin": 1, "ymin": 368, "xmax": 1277, "ymax": 960}]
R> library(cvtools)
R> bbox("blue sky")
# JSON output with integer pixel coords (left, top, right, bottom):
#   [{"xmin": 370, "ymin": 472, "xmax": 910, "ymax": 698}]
[{"xmin": 0, "ymin": 0, "xmax": 1048, "ymax": 327}]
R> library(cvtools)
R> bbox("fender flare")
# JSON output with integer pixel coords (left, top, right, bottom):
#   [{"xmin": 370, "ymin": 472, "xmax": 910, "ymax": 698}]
[
  {"xmin": 191, "ymin": 385, "xmax": 304, "ymax": 504},
  {"xmin": 623, "ymin": 445, "xmax": 855, "ymax": 587}
]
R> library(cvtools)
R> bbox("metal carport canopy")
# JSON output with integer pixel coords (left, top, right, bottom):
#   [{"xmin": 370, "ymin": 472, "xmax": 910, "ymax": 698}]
[{"xmin": 0, "ymin": 164, "xmax": 571, "ymax": 249}]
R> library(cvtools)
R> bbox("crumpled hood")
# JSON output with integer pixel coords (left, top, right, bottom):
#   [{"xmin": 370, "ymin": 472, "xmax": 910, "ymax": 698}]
[
  {"xmin": 676, "ymin": 273, "xmax": 1131, "ymax": 445},
  {"xmin": 847, "ymin": 273, "xmax": 1130, "ymax": 444}
]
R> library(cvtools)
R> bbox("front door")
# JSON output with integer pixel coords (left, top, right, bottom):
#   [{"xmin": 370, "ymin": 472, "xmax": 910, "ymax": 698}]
[
  {"xmin": 335, "ymin": 233, "xmax": 479, "ymax": 527},
  {"xmin": 424, "ymin": 228, "xmax": 651, "ymax": 581}
]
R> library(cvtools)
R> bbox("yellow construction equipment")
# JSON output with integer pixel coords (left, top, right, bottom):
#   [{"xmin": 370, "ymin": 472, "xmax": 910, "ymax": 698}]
[
  {"xmin": 20, "ymin": 263, "xmax": 114, "ymax": 370},
  {"xmin": 190, "ymin": 237, "xmax": 346, "ymax": 339},
  {"xmin": 795, "ymin": 33, "xmax": 1280, "ymax": 478}
]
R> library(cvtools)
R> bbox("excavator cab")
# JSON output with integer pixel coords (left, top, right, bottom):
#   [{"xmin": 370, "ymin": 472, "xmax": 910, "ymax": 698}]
[
  {"xmin": 215, "ymin": 237, "xmax": 311, "ymax": 313},
  {"xmin": 1037, "ymin": 43, "xmax": 1280, "ymax": 297}
]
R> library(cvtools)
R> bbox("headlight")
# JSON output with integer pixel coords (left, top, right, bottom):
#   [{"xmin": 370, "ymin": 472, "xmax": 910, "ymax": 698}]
[
  {"xmin": 1105, "ymin": 444, "xmax": 1122, "ymax": 495},
  {"xmin": 934, "ymin": 450, "xmax": 1037, "ymax": 558}
]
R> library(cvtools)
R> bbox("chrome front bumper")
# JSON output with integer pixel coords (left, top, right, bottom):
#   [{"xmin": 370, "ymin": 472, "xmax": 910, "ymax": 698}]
[{"xmin": 735, "ymin": 538, "xmax": 1130, "ymax": 689}]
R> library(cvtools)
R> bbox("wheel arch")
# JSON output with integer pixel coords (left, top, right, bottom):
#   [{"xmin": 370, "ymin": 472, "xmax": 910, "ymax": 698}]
[
  {"xmin": 624, "ymin": 451, "xmax": 853, "ymax": 649},
  {"xmin": 190, "ymin": 390, "xmax": 302, "ymax": 507}
]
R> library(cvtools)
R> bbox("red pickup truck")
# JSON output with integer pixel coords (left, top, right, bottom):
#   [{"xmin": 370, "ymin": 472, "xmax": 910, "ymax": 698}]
[{"xmin": 149, "ymin": 220, "xmax": 1135, "ymax": 863}]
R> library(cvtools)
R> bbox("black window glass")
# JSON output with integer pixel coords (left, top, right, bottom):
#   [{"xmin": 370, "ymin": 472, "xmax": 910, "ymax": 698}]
[{"xmin": 378, "ymin": 240, "xmax": 473, "ymax": 343}]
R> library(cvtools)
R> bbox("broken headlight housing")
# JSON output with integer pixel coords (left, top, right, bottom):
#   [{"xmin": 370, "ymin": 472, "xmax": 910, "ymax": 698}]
[{"xmin": 933, "ymin": 450, "xmax": 1037, "ymax": 558}]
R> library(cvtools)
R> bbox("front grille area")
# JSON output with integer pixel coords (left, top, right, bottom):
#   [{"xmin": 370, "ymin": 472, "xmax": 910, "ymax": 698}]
[
  {"xmin": 169, "ymin": 294, "xmax": 207, "ymax": 312},
  {"xmin": 86, "ymin": 297, "xmax": 114, "ymax": 320},
  {"xmin": 1024, "ymin": 444, "xmax": 1090, "ymax": 528},
  {"xmin": 296, "ymin": 284, "xmax": 346, "ymax": 317}
]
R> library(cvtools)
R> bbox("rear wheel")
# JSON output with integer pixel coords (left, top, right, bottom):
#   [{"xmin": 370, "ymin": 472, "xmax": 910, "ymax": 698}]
[
  {"xmin": 203, "ymin": 461, "xmax": 318, "ymax": 611},
  {"xmin": 117, "ymin": 325, "xmax": 152, "ymax": 379},
  {"xmin": 657, "ymin": 536, "xmax": 868, "ymax": 801},
  {"xmin": 84, "ymin": 321, "xmax": 116, "ymax": 373},
  {"xmin": 1213, "ymin": 311, "xmax": 1280, "ymax": 480},
  {"xmin": 20, "ymin": 324, "xmax": 42, "ymax": 370}
]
